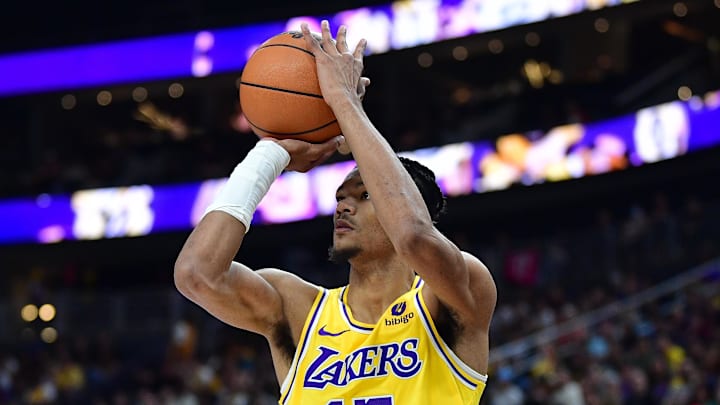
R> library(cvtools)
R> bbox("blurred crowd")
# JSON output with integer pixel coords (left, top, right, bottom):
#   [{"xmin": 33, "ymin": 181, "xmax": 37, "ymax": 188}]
[
  {"xmin": 0, "ymin": 325, "xmax": 279, "ymax": 405},
  {"xmin": 1, "ymin": 184, "xmax": 718, "ymax": 404},
  {"xmin": 486, "ymin": 273, "xmax": 719, "ymax": 405}
]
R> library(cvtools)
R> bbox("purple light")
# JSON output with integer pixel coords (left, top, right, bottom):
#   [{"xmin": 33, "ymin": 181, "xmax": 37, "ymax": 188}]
[
  {"xmin": 0, "ymin": 24, "xmax": 283, "ymax": 96},
  {"xmin": 0, "ymin": 0, "xmax": 632, "ymax": 97}
]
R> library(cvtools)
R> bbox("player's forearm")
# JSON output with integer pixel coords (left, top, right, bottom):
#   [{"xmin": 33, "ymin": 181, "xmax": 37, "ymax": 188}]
[
  {"xmin": 175, "ymin": 212, "xmax": 246, "ymax": 290},
  {"xmin": 332, "ymin": 99, "xmax": 434, "ymax": 241},
  {"xmin": 175, "ymin": 140, "xmax": 290, "ymax": 293}
]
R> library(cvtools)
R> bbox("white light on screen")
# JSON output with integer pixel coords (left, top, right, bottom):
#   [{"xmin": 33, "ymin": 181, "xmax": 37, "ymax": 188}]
[
  {"xmin": 192, "ymin": 56, "xmax": 213, "ymax": 77},
  {"xmin": 400, "ymin": 142, "xmax": 475, "ymax": 197},
  {"xmin": 71, "ymin": 186, "xmax": 155, "ymax": 240},
  {"xmin": 334, "ymin": 10, "xmax": 392, "ymax": 54},
  {"xmin": 634, "ymin": 102, "xmax": 690, "ymax": 163},
  {"xmin": 257, "ymin": 172, "xmax": 315, "ymax": 223},
  {"xmin": 566, "ymin": 153, "xmax": 586, "ymax": 178},
  {"xmin": 391, "ymin": 0, "xmax": 440, "ymax": 49},
  {"xmin": 194, "ymin": 31, "xmax": 215, "ymax": 52},
  {"xmin": 38, "ymin": 225, "xmax": 65, "ymax": 244},
  {"xmin": 285, "ymin": 16, "xmax": 321, "ymax": 34}
]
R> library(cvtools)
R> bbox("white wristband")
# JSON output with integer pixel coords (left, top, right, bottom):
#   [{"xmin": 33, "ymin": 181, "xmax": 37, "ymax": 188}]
[{"xmin": 204, "ymin": 139, "xmax": 290, "ymax": 232}]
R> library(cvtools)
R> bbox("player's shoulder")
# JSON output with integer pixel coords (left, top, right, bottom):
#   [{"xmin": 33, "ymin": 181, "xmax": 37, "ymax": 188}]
[
  {"xmin": 460, "ymin": 251, "xmax": 490, "ymax": 273},
  {"xmin": 257, "ymin": 268, "xmax": 322, "ymax": 301},
  {"xmin": 460, "ymin": 251, "xmax": 496, "ymax": 294},
  {"xmin": 257, "ymin": 268, "xmax": 324, "ymax": 338},
  {"xmin": 256, "ymin": 269, "xmax": 323, "ymax": 352}
]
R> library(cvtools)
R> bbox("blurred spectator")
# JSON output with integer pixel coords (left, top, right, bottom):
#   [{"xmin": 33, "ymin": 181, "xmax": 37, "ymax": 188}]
[
  {"xmin": 489, "ymin": 366, "xmax": 524, "ymax": 405},
  {"xmin": 548, "ymin": 367, "xmax": 585, "ymax": 405}
]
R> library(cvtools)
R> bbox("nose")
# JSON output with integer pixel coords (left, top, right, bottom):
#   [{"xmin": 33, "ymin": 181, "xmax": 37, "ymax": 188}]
[{"xmin": 335, "ymin": 198, "xmax": 356, "ymax": 216}]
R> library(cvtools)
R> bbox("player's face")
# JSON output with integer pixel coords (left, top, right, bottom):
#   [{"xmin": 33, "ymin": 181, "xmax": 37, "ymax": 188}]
[{"xmin": 329, "ymin": 169, "xmax": 393, "ymax": 263}]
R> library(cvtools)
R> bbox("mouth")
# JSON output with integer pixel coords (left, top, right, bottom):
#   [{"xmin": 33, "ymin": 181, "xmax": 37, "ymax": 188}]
[{"xmin": 334, "ymin": 219, "xmax": 354, "ymax": 233}]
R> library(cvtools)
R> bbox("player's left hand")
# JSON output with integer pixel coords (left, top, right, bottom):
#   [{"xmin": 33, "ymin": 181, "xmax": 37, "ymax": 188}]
[{"xmin": 358, "ymin": 77, "xmax": 371, "ymax": 101}]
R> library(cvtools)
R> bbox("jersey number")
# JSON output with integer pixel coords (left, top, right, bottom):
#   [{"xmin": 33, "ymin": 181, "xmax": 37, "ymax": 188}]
[{"xmin": 328, "ymin": 396, "xmax": 393, "ymax": 405}]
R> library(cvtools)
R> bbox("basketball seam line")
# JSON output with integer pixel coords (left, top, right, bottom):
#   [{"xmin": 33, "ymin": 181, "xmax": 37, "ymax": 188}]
[
  {"xmin": 259, "ymin": 43, "xmax": 315, "ymax": 58},
  {"xmin": 246, "ymin": 117, "xmax": 339, "ymax": 136},
  {"xmin": 239, "ymin": 81, "xmax": 324, "ymax": 99}
]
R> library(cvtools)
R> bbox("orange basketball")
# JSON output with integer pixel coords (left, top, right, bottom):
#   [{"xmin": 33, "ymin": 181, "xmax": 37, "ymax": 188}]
[{"xmin": 239, "ymin": 31, "xmax": 340, "ymax": 143}]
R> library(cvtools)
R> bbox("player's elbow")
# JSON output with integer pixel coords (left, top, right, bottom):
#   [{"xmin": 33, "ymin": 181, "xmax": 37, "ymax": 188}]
[
  {"xmin": 392, "ymin": 221, "xmax": 437, "ymax": 256},
  {"xmin": 174, "ymin": 256, "xmax": 206, "ymax": 299}
]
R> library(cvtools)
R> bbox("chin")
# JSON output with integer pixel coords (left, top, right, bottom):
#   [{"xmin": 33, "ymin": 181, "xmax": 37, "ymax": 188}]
[{"xmin": 328, "ymin": 245, "xmax": 361, "ymax": 264}]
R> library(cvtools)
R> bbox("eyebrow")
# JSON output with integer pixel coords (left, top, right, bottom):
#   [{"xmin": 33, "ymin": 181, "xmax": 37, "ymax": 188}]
[{"xmin": 336, "ymin": 181, "xmax": 365, "ymax": 194}]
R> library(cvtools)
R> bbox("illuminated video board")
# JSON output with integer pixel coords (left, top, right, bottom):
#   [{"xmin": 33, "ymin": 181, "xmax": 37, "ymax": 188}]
[{"xmin": 0, "ymin": 90, "xmax": 716, "ymax": 245}]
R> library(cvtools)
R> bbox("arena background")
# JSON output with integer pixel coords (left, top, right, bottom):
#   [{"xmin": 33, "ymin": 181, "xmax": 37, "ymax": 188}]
[{"xmin": 0, "ymin": 0, "xmax": 719, "ymax": 403}]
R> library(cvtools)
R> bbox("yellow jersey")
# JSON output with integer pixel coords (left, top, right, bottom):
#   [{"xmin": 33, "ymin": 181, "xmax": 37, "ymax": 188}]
[{"xmin": 279, "ymin": 276, "xmax": 487, "ymax": 405}]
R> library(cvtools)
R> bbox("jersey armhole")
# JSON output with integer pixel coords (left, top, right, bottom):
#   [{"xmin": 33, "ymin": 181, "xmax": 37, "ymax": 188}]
[
  {"xmin": 414, "ymin": 286, "xmax": 489, "ymax": 388},
  {"xmin": 279, "ymin": 288, "xmax": 328, "ymax": 403}
]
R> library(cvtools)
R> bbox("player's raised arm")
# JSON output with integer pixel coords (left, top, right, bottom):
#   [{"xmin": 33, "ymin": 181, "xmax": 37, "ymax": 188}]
[
  {"xmin": 174, "ymin": 137, "xmax": 340, "ymax": 337},
  {"xmin": 301, "ymin": 21, "xmax": 496, "ymax": 333}
]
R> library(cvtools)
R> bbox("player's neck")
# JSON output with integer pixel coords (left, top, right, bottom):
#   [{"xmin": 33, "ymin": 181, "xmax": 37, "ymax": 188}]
[{"xmin": 346, "ymin": 260, "xmax": 415, "ymax": 324}]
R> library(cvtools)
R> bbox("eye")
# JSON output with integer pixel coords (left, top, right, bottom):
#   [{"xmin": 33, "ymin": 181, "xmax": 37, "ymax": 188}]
[
  {"xmin": 335, "ymin": 195, "xmax": 344, "ymax": 202},
  {"xmin": 361, "ymin": 191, "xmax": 370, "ymax": 200}
]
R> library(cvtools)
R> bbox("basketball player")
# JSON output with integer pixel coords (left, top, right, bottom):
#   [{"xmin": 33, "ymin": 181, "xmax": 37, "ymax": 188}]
[{"xmin": 174, "ymin": 20, "xmax": 496, "ymax": 404}]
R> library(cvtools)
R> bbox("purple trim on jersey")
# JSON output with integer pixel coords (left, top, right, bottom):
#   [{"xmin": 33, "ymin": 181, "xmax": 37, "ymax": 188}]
[
  {"xmin": 414, "ymin": 276, "xmax": 423, "ymax": 289},
  {"xmin": 414, "ymin": 292, "xmax": 477, "ymax": 389},
  {"xmin": 340, "ymin": 287, "xmax": 375, "ymax": 332},
  {"xmin": 282, "ymin": 289, "xmax": 328, "ymax": 405}
]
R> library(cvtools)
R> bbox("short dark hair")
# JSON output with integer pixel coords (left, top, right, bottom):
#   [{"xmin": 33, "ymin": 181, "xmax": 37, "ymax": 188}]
[{"xmin": 399, "ymin": 156, "xmax": 447, "ymax": 223}]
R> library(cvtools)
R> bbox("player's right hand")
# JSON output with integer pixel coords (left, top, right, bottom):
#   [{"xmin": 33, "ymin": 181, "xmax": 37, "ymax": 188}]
[
  {"xmin": 301, "ymin": 21, "xmax": 366, "ymax": 109},
  {"xmin": 267, "ymin": 136, "xmax": 345, "ymax": 172}
]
